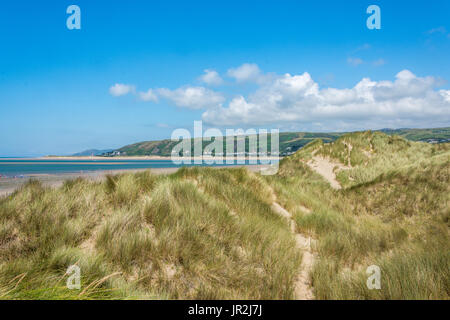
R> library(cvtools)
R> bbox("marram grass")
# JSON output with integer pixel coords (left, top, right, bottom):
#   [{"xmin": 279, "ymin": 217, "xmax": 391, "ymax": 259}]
[
  {"xmin": 0, "ymin": 131, "xmax": 448, "ymax": 299},
  {"xmin": 0, "ymin": 168, "xmax": 299, "ymax": 299}
]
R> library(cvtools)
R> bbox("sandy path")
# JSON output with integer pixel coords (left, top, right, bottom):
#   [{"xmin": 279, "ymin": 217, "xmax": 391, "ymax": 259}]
[
  {"xmin": 306, "ymin": 154, "xmax": 352, "ymax": 190},
  {"xmin": 270, "ymin": 202, "xmax": 315, "ymax": 300}
]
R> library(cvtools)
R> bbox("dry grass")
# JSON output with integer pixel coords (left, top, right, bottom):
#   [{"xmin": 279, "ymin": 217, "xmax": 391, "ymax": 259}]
[
  {"xmin": 0, "ymin": 168, "xmax": 300, "ymax": 299},
  {"xmin": 0, "ymin": 131, "xmax": 448, "ymax": 299},
  {"xmin": 265, "ymin": 132, "xmax": 449, "ymax": 299}
]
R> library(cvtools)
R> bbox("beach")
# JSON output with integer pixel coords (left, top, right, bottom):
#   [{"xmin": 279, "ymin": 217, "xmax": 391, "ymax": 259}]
[{"xmin": 40, "ymin": 156, "xmax": 280, "ymax": 161}]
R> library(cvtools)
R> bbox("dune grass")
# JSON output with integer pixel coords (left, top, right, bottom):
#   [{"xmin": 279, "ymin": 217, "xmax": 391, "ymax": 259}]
[
  {"xmin": 265, "ymin": 132, "xmax": 449, "ymax": 299},
  {"xmin": 0, "ymin": 131, "xmax": 448, "ymax": 300},
  {"xmin": 0, "ymin": 168, "xmax": 300, "ymax": 299}
]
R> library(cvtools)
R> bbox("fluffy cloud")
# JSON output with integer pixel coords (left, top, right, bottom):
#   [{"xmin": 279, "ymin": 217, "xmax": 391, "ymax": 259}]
[
  {"xmin": 109, "ymin": 83, "xmax": 135, "ymax": 97},
  {"xmin": 227, "ymin": 63, "xmax": 263, "ymax": 83},
  {"xmin": 158, "ymin": 86, "xmax": 224, "ymax": 109},
  {"xmin": 138, "ymin": 89, "xmax": 158, "ymax": 102},
  {"xmin": 199, "ymin": 69, "xmax": 223, "ymax": 86},
  {"xmin": 109, "ymin": 66, "xmax": 450, "ymax": 131},
  {"xmin": 440, "ymin": 89, "xmax": 450, "ymax": 102},
  {"xmin": 109, "ymin": 82, "xmax": 223, "ymax": 109},
  {"xmin": 202, "ymin": 70, "xmax": 450, "ymax": 129}
]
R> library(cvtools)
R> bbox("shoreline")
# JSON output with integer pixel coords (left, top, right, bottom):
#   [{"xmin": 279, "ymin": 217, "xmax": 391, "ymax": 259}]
[
  {"xmin": 1, "ymin": 156, "xmax": 281, "ymax": 161},
  {"xmin": 0, "ymin": 165, "xmax": 266, "ymax": 197}
]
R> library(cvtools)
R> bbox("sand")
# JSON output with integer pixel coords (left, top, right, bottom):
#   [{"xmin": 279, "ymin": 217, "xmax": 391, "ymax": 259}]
[
  {"xmin": 307, "ymin": 156, "xmax": 342, "ymax": 189},
  {"xmin": 270, "ymin": 201, "xmax": 315, "ymax": 300},
  {"xmin": 306, "ymin": 155, "xmax": 352, "ymax": 190}
]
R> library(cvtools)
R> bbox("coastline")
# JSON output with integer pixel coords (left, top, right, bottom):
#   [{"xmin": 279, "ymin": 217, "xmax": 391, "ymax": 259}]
[
  {"xmin": 1, "ymin": 156, "xmax": 172, "ymax": 161},
  {"xmin": 0, "ymin": 156, "xmax": 281, "ymax": 161},
  {"xmin": 0, "ymin": 164, "xmax": 266, "ymax": 197}
]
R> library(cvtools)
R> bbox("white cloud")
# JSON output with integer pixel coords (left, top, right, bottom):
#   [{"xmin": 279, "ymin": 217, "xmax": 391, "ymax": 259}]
[
  {"xmin": 138, "ymin": 89, "xmax": 158, "ymax": 102},
  {"xmin": 227, "ymin": 63, "xmax": 263, "ymax": 83},
  {"xmin": 158, "ymin": 86, "xmax": 224, "ymax": 109},
  {"xmin": 347, "ymin": 57, "xmax": 363, "ymax": 66},
  {"xmin": 109, "ymin": 66, "xmax": 450, "ymax": 131},
  {"xmin": 440, "ymin": 89, "xmax": 450, "ymax": 102},
  {"xmin": 199, "ymin": 69, "xmax": 223, "ymax": 86},
  {"xmin": 202, "ymin": 70, "xmax": 450, "ymax": 130},
  {"xmin": 109, "ymin": 83, "xmax": 135, "ymax": 97}
]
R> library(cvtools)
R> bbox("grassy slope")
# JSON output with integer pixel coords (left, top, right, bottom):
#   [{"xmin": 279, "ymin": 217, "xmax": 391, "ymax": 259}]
[
  {"xmin": 116, "ymin": 132, "xmax": 341, "ymax": 156},
  {"xmin": 266, "ymin": 132, "xmax": 449, "ymax": 299},
  {"xmin": 0, "ymin": 169, "xmax": 300, "ymax": 299},
  {"xmin": 380, "ymin": 127, "xmax": 450, "ymax": 142},
  {"xmin": 0, "ymin": 131, "xmax": 448, "ymax": 299}
]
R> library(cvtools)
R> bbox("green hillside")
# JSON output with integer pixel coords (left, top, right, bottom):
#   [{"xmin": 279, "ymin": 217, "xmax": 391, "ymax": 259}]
[
  {"xmin": 104, "ymin": 127, "xmax": 450, "ymax": 157},
  {"xmin": 379, "ymin": 127, "xmax": 450, "ymax": 143},
  {"xmin": 111, "ymin": 132, "xmax": 341, "ymax": 157}
]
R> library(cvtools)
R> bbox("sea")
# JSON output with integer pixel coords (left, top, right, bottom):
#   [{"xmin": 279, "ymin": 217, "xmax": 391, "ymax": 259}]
[{"xmin": 0, "ymin": 159, "xmax": 260, "ymax": 177}]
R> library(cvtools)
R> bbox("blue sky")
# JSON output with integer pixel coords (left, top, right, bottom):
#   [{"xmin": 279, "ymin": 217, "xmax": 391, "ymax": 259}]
[{"xmin": 0, "ymin": 0, "xmax": 449, "ymax": 156}]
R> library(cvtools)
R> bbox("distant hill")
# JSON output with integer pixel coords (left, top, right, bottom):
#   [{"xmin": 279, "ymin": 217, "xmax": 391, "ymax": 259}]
[
  {"xmin": 378, "ymin": 127, "xmax": 450, "ymax": 143},
  {"xmin": 107, "ymin": 132, "xmax": 342, "ymax": 157},
  {"xmin": 99, "ymin": 127, "xmax": 449, "ymax": 157},
  {"xmin": 72, "ymin": 149, "xmax": 114, "ymax": 156}
]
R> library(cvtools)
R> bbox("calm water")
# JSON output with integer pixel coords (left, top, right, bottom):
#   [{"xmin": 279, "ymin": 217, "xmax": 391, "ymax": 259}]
[{"xmin": 0, "ymin": 159, "xmax": 255, "ymax": 177}]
